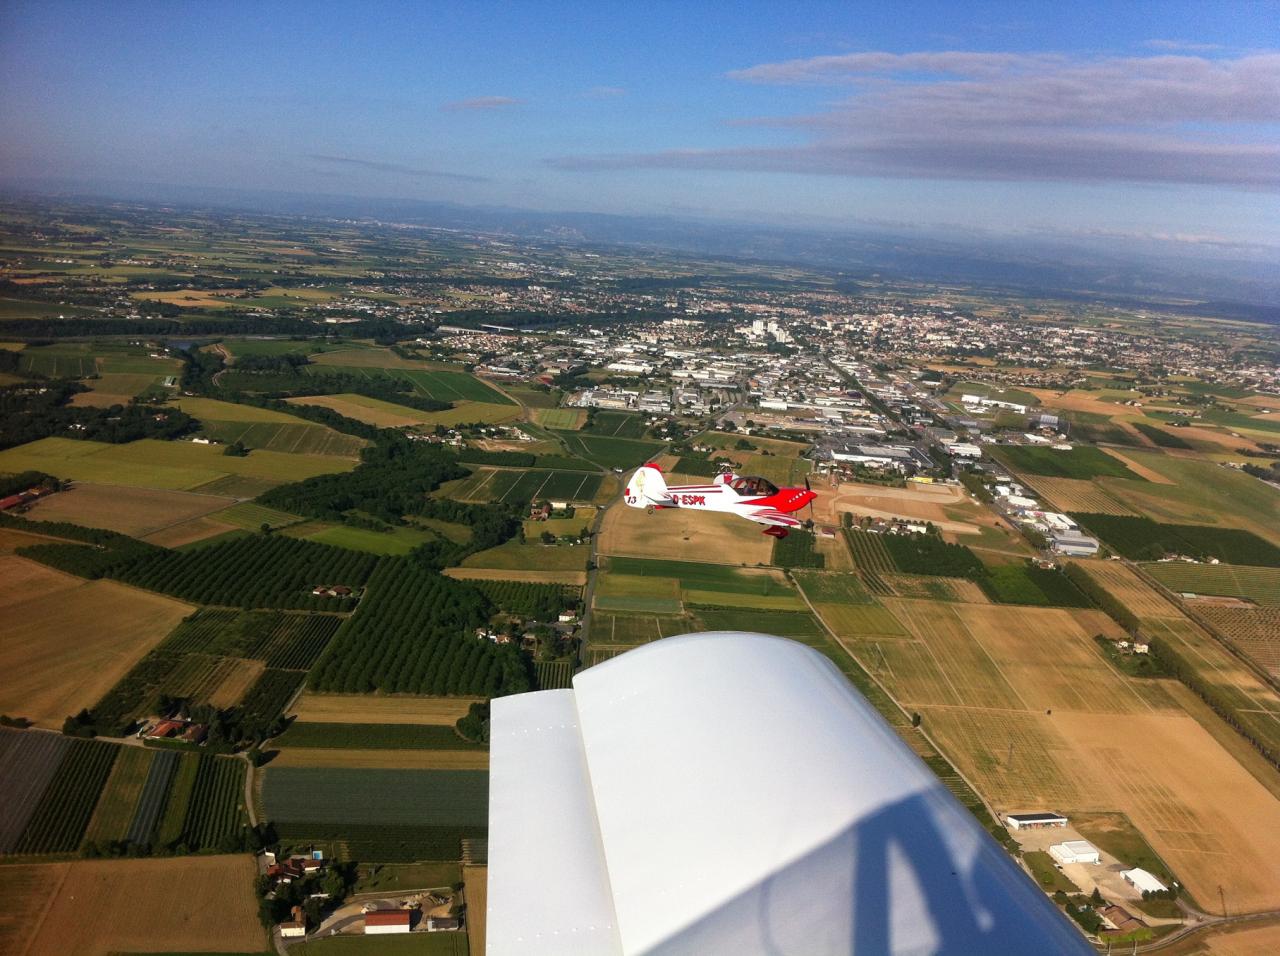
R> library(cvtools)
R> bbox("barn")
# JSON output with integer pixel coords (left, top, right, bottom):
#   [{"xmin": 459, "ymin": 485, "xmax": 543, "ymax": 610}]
[
  {"xmin": 1006, "ymin": 812, "xmax": 1068, "ymax": 831},
  {"xmin": 364, "ymin": 910, "xmax": 411, "ymax": 935}
]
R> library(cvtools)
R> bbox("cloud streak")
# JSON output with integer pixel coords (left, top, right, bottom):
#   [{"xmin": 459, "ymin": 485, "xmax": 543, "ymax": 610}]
[
  {"xmin": 441, "ymin": 95, "xmax": 523, "ymax": 112},
  {"xmin": 307, "ymin": 154, "xmax": 488, "ymax": 183},
  {"xmin": 553, "ymin": 50, "xmax": 1280, "ymax": 189}
]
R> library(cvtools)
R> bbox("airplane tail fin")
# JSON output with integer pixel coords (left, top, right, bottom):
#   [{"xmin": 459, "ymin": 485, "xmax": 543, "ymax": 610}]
[{"xmin": 624, "ymin": 462, "xmax": 672, "ymax": 509}]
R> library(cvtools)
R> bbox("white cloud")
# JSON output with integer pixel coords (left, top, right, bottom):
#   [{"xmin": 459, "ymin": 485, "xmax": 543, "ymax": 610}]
[{"xmin": 442, "ymin": 95, "xmax": 523, "ymax": 112}]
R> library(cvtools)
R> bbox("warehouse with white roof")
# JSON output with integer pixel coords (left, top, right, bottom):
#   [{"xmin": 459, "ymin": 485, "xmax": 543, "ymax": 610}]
[{"xmin": 487, "ymin": 631, "xmax": 1091, "ymax": 955}]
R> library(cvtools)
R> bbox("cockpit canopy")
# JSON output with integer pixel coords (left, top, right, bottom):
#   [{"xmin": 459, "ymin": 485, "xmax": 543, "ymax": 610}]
[{"xmin": 729, "ymin": 476, "xmax": 779, "ymax": 497}]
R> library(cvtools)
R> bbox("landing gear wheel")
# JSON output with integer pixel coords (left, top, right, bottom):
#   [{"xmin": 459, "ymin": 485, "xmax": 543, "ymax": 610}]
[{"xmin": 645, "ymin": 504, "xmax": 655, "ymax": 515}]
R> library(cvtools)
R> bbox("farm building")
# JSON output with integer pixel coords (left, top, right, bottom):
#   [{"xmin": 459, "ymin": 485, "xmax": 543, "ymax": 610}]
[
  {"xmin": 1006, "ymin": 812, "xmax": 1068, "ymax": 831},
  {"xmin": 1121, "ymin": 868, "xmax": 1168, "ymax": 895},
  {"xmin": 280, "ymin": 905, "xmax": 306, "ymax": 939},
  {"xmin": 1050, "ymin": 840, "xmax": 1101, "ymax": 865},
  {"xmin": 487, "ymin": 632, "xmax": 1092, "ymax": 955},
  {"xmin": 364, "ymin": 910, "xmax": 412, "ymax": 935}
]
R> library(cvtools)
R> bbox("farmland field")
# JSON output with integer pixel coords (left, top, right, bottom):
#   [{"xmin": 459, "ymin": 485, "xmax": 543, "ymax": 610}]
[
  {"xmin": 792, "ymin": 570, "xmax": 874, "ymax": 604},
  {"xmin": 0, "ymin": 436, "xmax": 355, "ymax": 493},
  {"xmin": 1142, "ymin": 561, "xmax": 1280, "ymax": 605},
  {"xmin": 0, "ymin": 730, "xmax": 71, "ymax": 852},
  {"xmin": 447, "ymin": 466, "xmax": 602, "ymax": 504},
  {"xmin": 0, "ymin": 557, "xmax": 193, "ymax": 727},
  {"xmin": 299, "ymin": 521, "xmax": 438, "ymax": 555},
  {"xmin": 1072, "ymin": 560, "xmax": 1182, "ymax": 619},
  {"xmin": 264, "ymin": 767, "xmax": 488, "ymax": 861},
  {"xmin": 994, "ymin": 444, "xmax": 1143, "ymax": 480},
  {"xmin": 126, "ymin": 749, "xmax": 179, "ymax": 845},
  {"xmin": 534, "ymin": 407, "xmax": 585, "ymax": 430},
  {"xmin": 178, "ymin": 755, "xmax": 247, "ymax": 850},
  {"xmin": 23, "ymin": 482, "xmax": 237, "ymax": 537},
  {"xmin": 691, "ymin": 607, "xmax": 824, "ymax": 640},
  {"xmin": 0, "ymin": 863, "xmax": 68, "ymax": 955},
  {"xmin": 272, "ymin": 722, "xmax": 485, "ymax": 750},
  {"xmin": 583, "ymin": 410, "xmax": 648, "ymax": 438},
  {"xmin": 460, "ymin": 537, "xmax": 590, "ymax": 572},
  {"xmin": 1072, "ymin": 513, "xmax": 1280, "ymax": 566},
  {"xmin": 269, "ymin": 749, "xmax": 489, "ymax": 771},
  {"xmin": 84, "ymin": 747, "xmax": 154, "ymax": 845},
  {"xmin": 534, "ymin": 660, "xmax": 574, "ymax": 690},
  {"xmin": 15, "ymin": 738, "xmax": 118, "ymax": 854},
  {"xmin": 292, "ymin": 392, "xmax": 519, "ymax": 428},
  {"xmin": 303, "ymin": 360, "xmax": 515, "ymax": 405},
  {"xmin": 13, "ymin": 856, "xmax": 265, "ymax": 956},
  {"xmin": 591, "ymin": 612, "xmax": 694, "ymax": 645},
  {"xmin": 880, "ymin": 574, "xmax": 991, "ymax": 604},
  {"xmin": 1192, "ymin": 607, "xmax": 1280, "ymax": 678},
  {"xmin": 597, "ymin": 500, "xmax": 774, "ymax": 565},
  {"xmin": 1020, "ymin": 476, "xmax": 1137, "ymax": 515},
  {"xmin": 846, "ymin": 593, "xmax": 1280, "ymax": 913},
  {"xmin": 290, "ymin": 693, "xmax": 481, "ymax": 725},
  {"xmin": 552, "ymin": 430, "xmax": 665, "ymax": 470}
]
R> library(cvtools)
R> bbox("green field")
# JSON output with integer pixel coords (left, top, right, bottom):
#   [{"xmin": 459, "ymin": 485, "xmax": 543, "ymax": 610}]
[
  {"xmin": 298, "ymin": 522, "xmax": 437, "ymax": 556},
  {"xmin": 447, "ymin": 467, "xmax": 602, "ymax": 505},
  {"xmin": 604, "ymin": 556, "xmax": 793, "ymax": 596},
  {"xmin": 994, "ymin": 444, "xmax": 1142, "ymax": 480},
  {"xmin": 264, "ymin": 768, "xmax": 487, "ymax": 860},
  {"xmin": 792, "ymin": 571, "xmax": 874, "ymax": 605},
  {"xmin": 215, "ymin": 501, "xmax": 303, "ymax": 530},
  {"xmin": 553, "ymin": 431, "xmax": 665, "ymax": 470},
  {"xmin": 304, "ymin": 364, "xmax": 514, "ymax": 405},
  {"xmin": 1141, "ymin": 562, "xmax": 1280, "ymax": 605},
  {"xmin": 594, "ymin": 573, "xmax": 682, "ymax": 613},
  {"xmin": 271, "ymin": 723, "xmax": 485, "ymax": 750},
  {"xmin": 0, "ymin": 437, "xmax": 355, "ymax": 492},
  {"xmin": 460, "ymin": 537, "xmax": 589, "ymax": 571},
  {"xmin": 85, "ymin": 747, "xmax": 156, "ymax": 845},
  {"xmin": 583, "ymin": 411, "xmax": 649, "ymax": 438},
  {"xmin": 691, "ymin": 607, "xmax": 824, "ymax": 640},
  {"xmin": 1073, "ymin": 513, "xmax": 1280, "ymax": 566},
  {"xmin": 591, "ymin": 612, "xmax": 693, "ymax": 644},
  {"xmin": 535, "ymin": 408, "xmax": 583, "ymax": 430},
  {"xmin": 534, "ymin": 660, "xmax": 574, "ymax": 690}
]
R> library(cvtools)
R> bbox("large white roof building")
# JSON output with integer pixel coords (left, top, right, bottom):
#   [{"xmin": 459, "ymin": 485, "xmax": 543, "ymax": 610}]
[{"xmin": 488, "ymin": 632, "xmax": 1091, "ymax": 955}]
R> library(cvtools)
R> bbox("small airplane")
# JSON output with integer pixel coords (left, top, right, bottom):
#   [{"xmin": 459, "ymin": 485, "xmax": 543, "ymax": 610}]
[{"xmin": 623, "ymin": 462, "xmax": 816, "ymax": 537}]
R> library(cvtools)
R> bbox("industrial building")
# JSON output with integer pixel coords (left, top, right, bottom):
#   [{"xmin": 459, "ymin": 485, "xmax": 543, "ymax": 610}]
[
  {"xmin": 1122, "ymin": 868, "xmax": 1168, "ymax": 895},
  {"xmin": 1006, "ymin": 812, "xmax": 1068, "ymax": 831},
  {"xmin": 1052, "ymin": 532, "xmax": 1100, "ymax": 557},
  {"xmin": 487, "ymin": 632, "xmax": 1093, "ymax": 955},
  {"xmin": 1050, "ymin": 840, "xmax": 1101, "ymax": 865}
]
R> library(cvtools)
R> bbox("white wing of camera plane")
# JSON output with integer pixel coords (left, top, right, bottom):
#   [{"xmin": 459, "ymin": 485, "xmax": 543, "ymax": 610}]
[{"xmin": 623, "ymin": 462, "xmax": 816, "ymax": 538}]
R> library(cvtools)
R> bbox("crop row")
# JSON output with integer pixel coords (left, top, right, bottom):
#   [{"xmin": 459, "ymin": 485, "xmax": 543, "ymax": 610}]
[
  {"xmin": 1141, "ymin": 561, "xmax": 1280, "ymax": 606},
  {"xmin": 307, "ymin": 558, "xmax": 529, "ymax": 697},
  {"xmin": 1072, "ymin": 513, "xmax": 1280, "ymax": 567},
  {"xmin": 844, "ymin": 529, "xmax": 896, "ymax": 575},
  {"xmin": 158, "ymin": 609, "xmax": 342, "ymax": 668},
  {"xmin": 116, "ymin": 535, "xmax": 379, "ymax": 610},
  {"xmin": 239, "ymin": 669, "xmax": 306, "ymax": 731},
  {"xmin": 180, "ymin": 755, "xmax": 246, "ymax": 851},
  {"xmin": 0, "ymin": 730, "xmax": 71, "ymax": 852},
  {"xmin": 771, "ymin": 529, "xmax": 826, "ymax": 569},
  {"xmin": 14, "ymin": 739, "xmax": 118, "ymax": 854},
  {"xmin": 262, "ymin": 615, "xmax": 343, "ymax": 670},
  {"xmin": 126, "ymin": 750, "xmax": 179, "ymax": 845}
]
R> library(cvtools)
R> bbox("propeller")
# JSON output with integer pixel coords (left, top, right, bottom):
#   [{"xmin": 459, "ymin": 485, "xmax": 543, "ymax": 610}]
[{"xmin": 803, "ymin": 475, "xmax": 816, "ymax": 529}]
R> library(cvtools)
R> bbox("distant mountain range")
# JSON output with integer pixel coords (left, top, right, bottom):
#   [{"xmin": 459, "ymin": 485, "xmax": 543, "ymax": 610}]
[{"xmin": 3, "ymin": 176, "xmax": 1278, "ymax": 321}]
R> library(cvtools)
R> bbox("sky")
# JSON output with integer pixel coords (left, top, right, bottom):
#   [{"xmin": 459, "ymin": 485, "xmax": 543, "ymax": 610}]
[{"xmin": 2, "ymin": 0, "xmax": 1278, "ymax": 250}]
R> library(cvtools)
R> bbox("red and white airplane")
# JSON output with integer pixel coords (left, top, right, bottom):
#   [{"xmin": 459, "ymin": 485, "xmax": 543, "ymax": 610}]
[{"xmin": 623, "ymin": 462, "xmax": 817, "ymax": 537}]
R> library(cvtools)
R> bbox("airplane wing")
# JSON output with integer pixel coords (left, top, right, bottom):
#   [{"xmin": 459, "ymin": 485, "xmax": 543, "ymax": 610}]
[{"xmin": 744, "ymin": 509, "xmax": 804, "ymax": 529}]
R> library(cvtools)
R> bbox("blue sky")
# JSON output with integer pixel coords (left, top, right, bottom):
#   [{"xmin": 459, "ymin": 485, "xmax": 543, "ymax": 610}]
[{"xmin": 1, "ymin": 0, "xmax": 1277, "ymax": 247}]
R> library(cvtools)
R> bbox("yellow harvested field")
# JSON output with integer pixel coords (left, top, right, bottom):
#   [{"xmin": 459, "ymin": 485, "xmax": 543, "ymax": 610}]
[
  {"xmin": 131, "ymin": 288, "xmax": 249, "ymax": 308},
  {"xmin": 880, "ymin": 574, "xmax": 991, "ymax": 603},
  {"xmin": 0, "ymin": 526, "xmax": 65, "ymax": 555},
  {"xmin": 269, "ymin": 748, "xmax": 489, "ymax": 770},
  {"xmin": 142, "ymin": 515, "xmax": 240, "ymax": 547},
  {"xmin": 1022, "ymin": 476, "xmax": 1137, "ymax": 515},
  {"xmin": 1072, "ymin": 560, "xmax": 1183, "ymax": 619},
  {"xmin": 286, "ymin": 392, "xmax": 428, "ymax": 427},
  {"xmin": 1176, "ymin": 919, "xmax": 1280, "ymax": 955},
  {"xmin": 308, "ymin": 347, "xmax": 426, "ymax": 368},
  {"xmin": 1028, "ymin": 387, "xmax": 1134, "ymax": 417},
  {"xmin": 856, "ymin": 594, "xmax": 1280, "ymax": 913},
  {"xmin": 23, "ymin": 482, "xmax": 236, "ymax": 537},
  {"xmin": 17, "ymin": 856, "xmax": 265, "ymax": 956},
  {"xmin": 172, "ymin": 396, "xmax": 315, "ymax": 423},
  {"xmin": 0, "ymin": 556, "xmax": 193, "ymax": 727},
  {"xmin": 0, "ymin": 556, "xmax": 82, "ymax": 611},
  {"xmin": 465, "ymin": 865, "xmax": 488, "ymax": 956},
  {"xmin": 206, "ymin": 659, "xmax": 266, "ymax": 708},
  {"xmin": 291, "ymin": 693, "xmax": 482, "ymax": 724},
  {"xmin": 597, "ymin": 501, "xmax": 775, "ymax": 565},
  {"xmin": 444, "ymin": 566, "xmax": 588, "ymax": 586},
  {"xmin": 814, "ymin": 602, "xmax": 909, "ymax": 638}
]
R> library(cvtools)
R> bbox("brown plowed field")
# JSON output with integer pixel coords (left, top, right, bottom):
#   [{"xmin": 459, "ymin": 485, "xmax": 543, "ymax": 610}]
[
  {"xmin": 24, "ymin": 482, "xmax": 236, "ymax": 537},
  {"xmin": 14, "ymin": 856, "xmax": 264, "ymax": 955}
]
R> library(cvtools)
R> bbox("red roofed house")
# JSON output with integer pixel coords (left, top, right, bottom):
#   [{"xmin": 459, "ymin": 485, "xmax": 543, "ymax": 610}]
[{"xmin": 365, "ymin": 910, "xmax": 412, "ymax": 935}]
